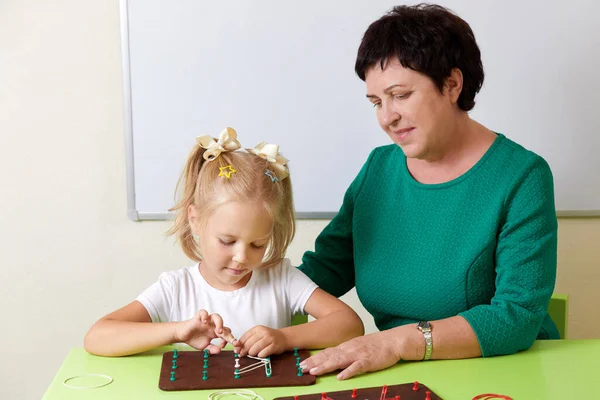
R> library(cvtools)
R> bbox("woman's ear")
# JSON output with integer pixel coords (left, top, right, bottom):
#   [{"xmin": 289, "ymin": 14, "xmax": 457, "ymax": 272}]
[{"xmin": 445, "ymin": 67, "xmax": 464, "ymax": 103}]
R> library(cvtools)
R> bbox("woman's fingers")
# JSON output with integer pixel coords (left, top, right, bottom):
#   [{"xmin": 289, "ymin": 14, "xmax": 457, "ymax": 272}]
[
  {"xmin": 337, "ymin": 358, "xmax": 369, "ymax": 380},
  {"xmin": 300, "ymin": 346, "xmax": 351, "ymax": 376}
]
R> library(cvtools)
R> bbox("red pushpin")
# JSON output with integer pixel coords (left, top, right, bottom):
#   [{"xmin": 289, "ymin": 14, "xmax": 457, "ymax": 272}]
[
  {"xmin": 379, "ymin": 385, "xmax": 388, "ymax": 400},
  {"xmin": 413, "ymin": 381, "xmax": 420, "ymax": 391},
  {"xmin": 425, "ymin": 391, "xmax": 432, "ymax": 400},
  {"xmin": 321, "ymin": 393, "xmax": 327, "ymax": 400},
  {"xmin": 351, "ymin": 389, "xmax": 358, "ymax": 398},
  {"xmin": 294, "ymin": 397, "xmax": 298, "ymax": 400},
  {"xmin": 395, "ymin": 396, "xmax": 401, "ymax": 400}
]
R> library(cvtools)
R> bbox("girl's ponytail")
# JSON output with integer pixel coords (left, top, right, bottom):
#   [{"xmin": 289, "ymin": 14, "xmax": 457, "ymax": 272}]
[{"xmin": 167, "ymin": 144, "xmax": 207, "ymax": 261}]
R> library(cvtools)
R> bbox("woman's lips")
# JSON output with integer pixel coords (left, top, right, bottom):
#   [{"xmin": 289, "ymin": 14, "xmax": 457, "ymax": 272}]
[{"xmin": 393, "ymin": 127, "xmax": 414, "ymax": 141}]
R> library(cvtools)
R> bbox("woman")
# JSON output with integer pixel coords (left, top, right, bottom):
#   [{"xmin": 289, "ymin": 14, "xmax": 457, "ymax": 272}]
[{"xmin": 298, "ymin": 3, "xmax": 559, "ymax": 380}]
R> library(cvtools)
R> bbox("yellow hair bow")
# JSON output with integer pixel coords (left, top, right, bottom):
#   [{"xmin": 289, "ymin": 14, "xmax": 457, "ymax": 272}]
[
  {"xmin": 246, "ymin": 142, "xmax": 290, "ymax": 180},
  {"xmin": 196, "ymin": 127, "xmax": 242, "ymax": 161}
]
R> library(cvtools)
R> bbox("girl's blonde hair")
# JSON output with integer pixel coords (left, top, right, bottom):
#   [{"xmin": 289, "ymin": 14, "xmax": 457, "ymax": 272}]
[{"xmin": 168, "ymin": 144, "xmax": 295, "ymax": 269}]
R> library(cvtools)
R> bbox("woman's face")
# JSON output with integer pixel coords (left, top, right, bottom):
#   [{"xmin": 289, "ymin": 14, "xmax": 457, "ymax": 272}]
[{"xmin": 365, "ymin": 58, "xmax": 460, "ymax": 161}]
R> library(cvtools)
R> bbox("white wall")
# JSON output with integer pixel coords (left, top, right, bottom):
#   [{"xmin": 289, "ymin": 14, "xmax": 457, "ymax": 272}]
[{"xmin": 1, "ymin": 1, "xmax": 599, "ymax": 400}]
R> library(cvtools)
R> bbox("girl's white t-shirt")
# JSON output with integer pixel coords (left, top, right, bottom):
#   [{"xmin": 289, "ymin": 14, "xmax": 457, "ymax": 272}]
[{"xmin": 136, "ymin": 258, "xmax": 318, "ymax": 339}]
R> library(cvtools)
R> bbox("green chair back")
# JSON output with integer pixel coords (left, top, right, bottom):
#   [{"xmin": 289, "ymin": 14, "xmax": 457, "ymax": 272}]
[
  {"xmin": 548, "ymin": 294, "xmax": 568, "ymax": 339},
  {"xmin": 291, "ymin": 314, "xmax": 308, "ymax": 326}
]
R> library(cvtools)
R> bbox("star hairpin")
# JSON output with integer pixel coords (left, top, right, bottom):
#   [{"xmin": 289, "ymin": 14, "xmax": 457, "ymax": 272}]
[
  {"xmin": 218, "ymin": 165, "xmax": 237, "ymax": 179},
  {"xmin": 265, "ymin": 169, "xmax": 279, "ymax": 182}
]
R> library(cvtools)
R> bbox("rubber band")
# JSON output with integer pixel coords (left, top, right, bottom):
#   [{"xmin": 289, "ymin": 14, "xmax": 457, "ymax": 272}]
[
  {"xmin": 246, "ymin": 355, "xmax": 269, "ymax": 362},
  {"xmin": 207, "ymin": 389, "xmax": 264, "ymax": 400},
  {"xmin": 472, "ymin": 394, "xmax": 512, "ymax": 400},
  {"xmin": 238, "ymin": 361, "xmax": 268, "ymax": 374},
  {"xmin": 237, "ymin": 355, "xmax": 271, "ymax": 375},
  {"xmin": 62, "ymin": 373, "xmax": 113, "ymax": 389}
]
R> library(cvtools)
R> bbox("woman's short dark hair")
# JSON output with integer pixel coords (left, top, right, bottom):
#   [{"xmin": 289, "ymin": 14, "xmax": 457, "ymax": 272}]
[{"xmin": 355, "ymin": 3, "xmax": 484, "ymax": 112}]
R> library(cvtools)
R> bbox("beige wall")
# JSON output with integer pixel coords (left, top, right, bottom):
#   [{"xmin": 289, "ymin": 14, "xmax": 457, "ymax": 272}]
[{"xmin": 1, "ymin": 1, "xmax": 598, "ymax": 399}]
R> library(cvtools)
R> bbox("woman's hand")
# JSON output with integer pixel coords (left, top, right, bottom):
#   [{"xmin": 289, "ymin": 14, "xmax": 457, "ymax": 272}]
[
  {"xmin": 233, "ymin": 325, "xmax": 288, "ymax": 358},
  {"xmin": 300, "ymin": 326, "xmax": 419, "ymax": 380},
  {"xmin": 174, "ymin": 310, "xmax": 235, "ymax": 353}
]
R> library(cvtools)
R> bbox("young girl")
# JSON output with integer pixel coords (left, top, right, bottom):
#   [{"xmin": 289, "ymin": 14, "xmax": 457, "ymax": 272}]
[{"xmin": 84, "ymin": 128, "xmax": 364, "ymax": 357}]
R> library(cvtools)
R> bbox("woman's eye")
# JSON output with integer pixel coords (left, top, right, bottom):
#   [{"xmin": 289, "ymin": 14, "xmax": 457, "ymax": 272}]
[
  {"xmin": 394, "ymin": 92, "xmax": 411, "ymax": 100},
  {"xmin": 252, "ymin": 243, "xmax": 266, "ymax": 249},
  {"xmin": 219, "ymin": 239, "xmax": 234, "ymax": 246},
  {"xmin": 372, "ymin": 102, "xmax": 381, "ymax": 108}
]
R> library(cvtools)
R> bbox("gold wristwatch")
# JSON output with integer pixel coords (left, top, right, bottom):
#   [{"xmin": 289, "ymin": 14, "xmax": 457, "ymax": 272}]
[{"xmin": 417, "ymin": 321, "xmax": 432, "ymax": 360}]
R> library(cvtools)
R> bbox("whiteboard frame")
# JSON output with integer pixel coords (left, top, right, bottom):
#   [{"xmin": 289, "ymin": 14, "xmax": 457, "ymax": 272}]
[
  {"xmin": 121, "ymin": 0, "xmax": 139, "ymax": 221},
  {"xmin": 119, "ymin": 0, "xmax": 600, "ymax": 221}
]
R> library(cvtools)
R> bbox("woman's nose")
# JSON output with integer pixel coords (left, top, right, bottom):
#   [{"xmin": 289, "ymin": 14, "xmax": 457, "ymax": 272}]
[{"xmin": 380, "ymin": 101, "xmax": 400, "ymax": 127}]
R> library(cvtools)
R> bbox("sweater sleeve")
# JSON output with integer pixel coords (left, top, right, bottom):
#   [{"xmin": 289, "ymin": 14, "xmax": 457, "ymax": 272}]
[
  {"xmin": 459, "ymin": 154, "xmax": 558, "ymax": 357},
  {"xmin": 297, "ymin": 150, "xmax": 376, "ymax": 297}
]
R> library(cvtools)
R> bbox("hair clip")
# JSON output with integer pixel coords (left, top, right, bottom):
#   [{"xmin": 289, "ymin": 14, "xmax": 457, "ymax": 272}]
[
  {"xmin": 265, "ymin": 169, "xmax": 279, "ymax": 182},
  {"xmin": 246, "ymin": 142, "xmax": 289, "ymax": 180},
  {"xmin": 197, "ymin": 127, "xmax": 241, "ymax": 161},
  {"xmin": 218, "ymin": 165, "xmax": 237, "ymax": 179}
]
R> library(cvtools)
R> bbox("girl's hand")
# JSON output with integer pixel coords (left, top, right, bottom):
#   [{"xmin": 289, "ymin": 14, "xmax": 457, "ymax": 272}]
[
  {"xmin": 233, "ymin": 325, "xmax": 288, "ymax": 358},
  {"xmin": 174, "ymin": 310, "xmax": 235, "ymax": 353}
]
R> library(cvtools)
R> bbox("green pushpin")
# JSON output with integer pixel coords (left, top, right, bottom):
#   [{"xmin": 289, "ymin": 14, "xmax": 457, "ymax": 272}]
[
  {"xmin": 234, "ymin": 368, "xmax": 240, "ymax": 379},
  {"xmin": 172, "ymin": 360, "xmax": 178, "ymax": 369},
  {"xmin": 296, "ymin": 358, "xmax": 300, "ymax": 367},
  {"xmin": 293, "ymin": 347, "xmax": 299, "ymax": 356},
  {"xmin": 297, "ymin": 367, "xmax": 303, "ymax": 377},
  {"xmin": 202, "ymin": 370, "xmax": 208, "ymax": 380},
  {"xmin": 170, "ymin": 371, "xmax": 176, "ymax": 381},
  {"xmin": 204, "ymin": 349, "xmax": 209, "ymax": 359},
  {"xmin": 203, "ymin": 359, "xmax": 209, "ymax": 368},
  {"xmin": 234, "ymin": 352, "xmax": 239, "ymax": 359},
  {"xmin": 173, "ymin": 349, "xmax": 178, "ymax": 359}
]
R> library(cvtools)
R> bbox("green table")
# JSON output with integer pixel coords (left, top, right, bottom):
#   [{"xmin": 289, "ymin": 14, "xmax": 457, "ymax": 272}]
[{"xmin": 44, "ymin": 340, "xmax": 600, "ymax": 399}]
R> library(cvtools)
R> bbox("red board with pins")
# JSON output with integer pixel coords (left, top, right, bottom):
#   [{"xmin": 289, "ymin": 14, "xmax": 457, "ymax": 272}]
[
  {"xmin": 273, "ymin": 382, "xmax": 443, "ymax": 400},
  {"xmin": 159, "ymin": 349, "xmax": 316, "ymax": 391}
]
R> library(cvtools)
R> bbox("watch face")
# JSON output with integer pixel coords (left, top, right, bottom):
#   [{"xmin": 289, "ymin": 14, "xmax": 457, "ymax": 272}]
[{"xmin": 418, "ymin": 321, "xmax": 431, "ymax": 330}]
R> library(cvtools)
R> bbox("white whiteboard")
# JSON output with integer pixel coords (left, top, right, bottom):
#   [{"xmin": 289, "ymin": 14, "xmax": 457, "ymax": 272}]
[{"xmin": 120, "ymin": 0, "xmax": 600, "ymax": 220}]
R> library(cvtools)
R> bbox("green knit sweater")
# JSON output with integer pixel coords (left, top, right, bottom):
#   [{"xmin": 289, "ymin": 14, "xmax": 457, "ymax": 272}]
[{"xmin": 299, "ymin": 134, "xmax": 559, "ymax": 357}]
